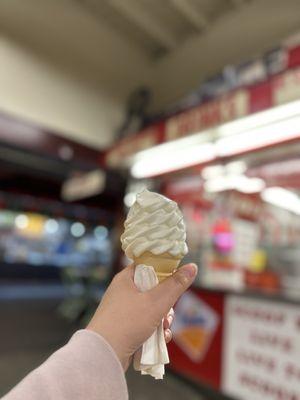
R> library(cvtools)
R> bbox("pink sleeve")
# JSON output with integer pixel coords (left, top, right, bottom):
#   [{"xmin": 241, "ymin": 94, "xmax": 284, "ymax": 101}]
[{"xmin": 2, "ymin": 330, "xmax": 128, "ymax": 400}]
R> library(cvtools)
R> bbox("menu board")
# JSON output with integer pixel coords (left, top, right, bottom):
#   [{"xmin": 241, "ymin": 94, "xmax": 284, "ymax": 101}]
[{"xmin": 223, "ymin": 296, "xmax": 300, "ymax": 400}]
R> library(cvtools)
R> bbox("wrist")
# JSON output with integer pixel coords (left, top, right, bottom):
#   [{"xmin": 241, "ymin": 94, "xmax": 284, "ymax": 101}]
[{"xmin": 86, "ymin": 323, "xmax": 129, "ymax": 371}]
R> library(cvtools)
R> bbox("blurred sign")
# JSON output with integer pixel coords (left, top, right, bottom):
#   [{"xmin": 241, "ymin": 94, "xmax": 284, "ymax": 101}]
[
  {"xmin": 231, "ymin": 220, "xmax": 259, "ymax": 268},
  {"xmin": 168, "ymin": 289, "xmax": 224, "ymax": 389},
  {"xmin": 105, "ymin": 62, "xmax": 300, "ymax": 169},
  {"xmin": 227, "ymin": 192, "xmax": 263, "ymax": 220},
  {"xmin": 164, "ymin": 175, "xmax": 203, "ymax": 197},
  {"xmin": 236, "ymin": 59, "xmax": 267, "ymax": 87},
  {"xmin": 61, "ymin": 170, "xmax": 106, "ymax": 201},
  {"xmin": 223, "ymin": 296, "xmax": 300, "ymax": 400},
  {"xmin": 105, "ymin": 124, "xmax": 163, "ymax": 167},
  {"xmin": 273, "ymin": 67, "xmax": 300, "ymax": 105},
  {"xmin": 165, "ymin": 89, "xmax": 249, "ymax": 141},
  {"xmin": 249, "ymin": 249, "xmax": 267, "ymax": 273},
  {"xmin": 173, "ymin": 291, "xmax": 219, "ymax": 362}
]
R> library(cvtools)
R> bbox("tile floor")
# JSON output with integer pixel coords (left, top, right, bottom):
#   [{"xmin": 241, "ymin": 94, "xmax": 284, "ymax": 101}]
[{"xmin": 0, "ymin": 299, "xmax": 203, "ymax": 400}]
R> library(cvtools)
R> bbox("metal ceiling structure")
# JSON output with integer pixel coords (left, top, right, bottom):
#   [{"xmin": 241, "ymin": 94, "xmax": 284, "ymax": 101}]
[
  {"xmin": 77, "ymin": 0, "xmax": 250, "ymax": 58},
  {"xmin": 0, "ymin": 0, "xmax": 300, "ymax": 147}
]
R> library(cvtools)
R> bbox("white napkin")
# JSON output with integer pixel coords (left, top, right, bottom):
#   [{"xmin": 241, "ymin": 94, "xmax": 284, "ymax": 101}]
[{"xmin": 133, "ymin": 264, "xmax": 169, "ymax": 379}]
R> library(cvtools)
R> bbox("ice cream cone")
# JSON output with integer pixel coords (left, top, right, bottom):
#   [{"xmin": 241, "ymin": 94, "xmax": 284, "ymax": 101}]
[{"xmin": 133, "ymin": 251, "xmax": 182, "ymax": 282}]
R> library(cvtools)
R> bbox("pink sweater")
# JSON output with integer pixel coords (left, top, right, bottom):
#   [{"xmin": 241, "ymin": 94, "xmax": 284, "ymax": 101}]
[{"xmin": 2, "ymin": 330, "xmax": 128, "ymax": 400}]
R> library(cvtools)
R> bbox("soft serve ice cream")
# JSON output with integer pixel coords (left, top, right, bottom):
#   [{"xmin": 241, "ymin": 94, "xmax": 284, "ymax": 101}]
[{"xmin": 121, "ymin": 190, "xmax": 188, "ymax": 281}]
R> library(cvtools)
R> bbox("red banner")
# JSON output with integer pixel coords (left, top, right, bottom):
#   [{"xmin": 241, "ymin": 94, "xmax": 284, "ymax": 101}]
[
  {"xmin": 165, "ymin": 90, "xmax": 249, "ymax": 141},
  {"xmin": 105, "ymin": 122, "xmax": 164, "ymax": 167},
  {"xmin": 105, "ymin": 65, "xmax": 300, "ymax": 168}
]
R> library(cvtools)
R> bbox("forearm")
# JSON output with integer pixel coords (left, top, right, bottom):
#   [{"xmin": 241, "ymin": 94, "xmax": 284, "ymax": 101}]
[{"xmin": 2, "ymin": 330, "xmax": 128, "ymax": 400}]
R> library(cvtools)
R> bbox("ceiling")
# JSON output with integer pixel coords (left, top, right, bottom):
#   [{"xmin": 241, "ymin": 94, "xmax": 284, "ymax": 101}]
[
  {"xmin": 77, "ymin": 0, "xmax": 243, "ymax": 59},
  {"xmin": 0, "ymin": 0, "xmax": 299, "ymax": 96},
  {"xmin": 0, "ymin": 0, "xmax": 300, "ymax": 147}
]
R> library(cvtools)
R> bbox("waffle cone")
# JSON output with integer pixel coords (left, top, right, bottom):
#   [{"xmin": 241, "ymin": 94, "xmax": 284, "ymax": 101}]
[{"xmin": 133, "ymin": 251, "xmax": 182, "ymax": 282}]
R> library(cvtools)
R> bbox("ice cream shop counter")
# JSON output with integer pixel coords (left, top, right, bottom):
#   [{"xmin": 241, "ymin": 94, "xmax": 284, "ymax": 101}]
[{"xmin": 168, "ymin": 285, "xmax": 300, "ymax": 400}]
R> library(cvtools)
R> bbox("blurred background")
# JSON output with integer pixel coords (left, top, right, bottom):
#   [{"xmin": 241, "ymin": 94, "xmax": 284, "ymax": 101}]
[{"xmin": 1, "ymin": 0, "xmax": 300, "ymax": 399}]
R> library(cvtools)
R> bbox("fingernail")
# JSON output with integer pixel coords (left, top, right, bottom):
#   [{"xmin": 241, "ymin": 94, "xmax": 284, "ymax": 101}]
[{"xmin": 180, "ymin": 263, "xmax": 197, "ymax": 279}]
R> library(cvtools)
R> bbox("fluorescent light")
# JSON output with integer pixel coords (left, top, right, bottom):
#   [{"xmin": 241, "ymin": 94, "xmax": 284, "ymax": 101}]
[
  {"xmin": 262, "ymin": 187, "xmax": 300, "ymax": 215},
  {"xmin": 15, "ymin": 214, "xmax": 29, "ymax": 229},
  {"xmin": 216, "ymin": 116, "xmax": 300, "ymax": 157},
  {"xmin": 205, "ymin": 175, "xmax": 265, "ymax": 193},
  {"xmin": 202, "ymin": 161, "xmax": 247, "ymax": 180},
  {"xmin": 131, "ymin": 143, "xmax": 216, "ymax": 178},
  {"xmin": 226, "ymin": 161, "xmax": 247, "ymax": 175},
  {"xmin": 133, "ymin": 128, "xmax": 216, "ymax": 163},
  {"xmin": 204, "ymin": 176, "xmax": 236, "ymax": 192},
  {"xmin": 237, "ymin": 177, "xmax": 265, "ymax": 193},
  {"xmin": 130, "ymin": 99, "xmax": 300, "ymax": 178},
  {"xmin": 201, "ymin": 164, "xmax": 224, "ymax": 180},
  {"xmin": 218, "ymin": 99, "xmax": 300, "ymax": 137}
]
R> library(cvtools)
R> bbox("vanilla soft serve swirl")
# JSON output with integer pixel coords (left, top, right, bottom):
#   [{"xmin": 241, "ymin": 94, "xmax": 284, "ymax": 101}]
[{"xmin": 121, "ymin": 190, "xmax": 188, "ymax": 259}]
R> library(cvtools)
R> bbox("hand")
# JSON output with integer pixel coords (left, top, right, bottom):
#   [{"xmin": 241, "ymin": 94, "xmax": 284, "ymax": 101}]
[
  {"xmin": 87, "ymin": 263, "xmax": 197, "ymax": 370},
  {"xmin": 163, "ymin": 307, "xmax": 174, "ymax": 344}
]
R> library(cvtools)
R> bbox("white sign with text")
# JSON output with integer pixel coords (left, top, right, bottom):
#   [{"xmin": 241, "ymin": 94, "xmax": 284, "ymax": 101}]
[{"xmin": 223, "ymin": 295, "xmax": 300, "ymax": 400}]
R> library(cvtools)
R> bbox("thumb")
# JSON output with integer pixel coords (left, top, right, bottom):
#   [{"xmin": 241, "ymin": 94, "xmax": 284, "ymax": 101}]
[{"xmin": 148, "ymin": 263, "xmax": 197, "ymax": 316}]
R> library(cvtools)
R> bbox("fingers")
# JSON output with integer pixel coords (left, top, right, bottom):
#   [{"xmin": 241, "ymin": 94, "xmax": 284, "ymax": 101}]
[
  {"xmin": 164, "ymin": 329, "xmax": 172, "ymax": 343},
  {"xmin": 163, "ymin": 308, "xmax": 174, "ymax": 329},
  {"xmin": 168, "ymin": 308, "xmax": 174, "ymax": 321},
  {"xmin": 148, "ymin": 263, "xmax": 197, "ymax": 316}
]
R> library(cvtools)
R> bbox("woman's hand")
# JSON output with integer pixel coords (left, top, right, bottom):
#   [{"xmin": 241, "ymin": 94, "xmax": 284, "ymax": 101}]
[
  {"xmin": 87, "ymin": 263, "xmax": 197, "ymax": 370},
  {"xmin": 163, "ymin": 307, "xmax": 174, "ymax": 344}
]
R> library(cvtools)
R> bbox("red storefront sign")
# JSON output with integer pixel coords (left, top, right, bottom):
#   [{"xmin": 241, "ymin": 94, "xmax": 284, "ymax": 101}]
[
  {"xmin": 168, "ymin": 288, "xmax": 300, "ymax": 400},
  {"xmin": 105, "ymin": 65, "xmax": 300, "ymax": 169},
  {"xmin": 288, "ymin": 45, "xmax": 300, "ymax": 68},
  {"xmin": 105, "ymin": 122, "xmax": 164, "ymax": 167},
  {"xmin": 249, "ymin": 80, "xmax": 273, "ymax": 113},
  {"xmin": 165, "ymin": 89, "xmax": 249, "ymax": 141},
  {"xmin": 272, "ymin": 67, "xmax": 300, "ymax": 105}
]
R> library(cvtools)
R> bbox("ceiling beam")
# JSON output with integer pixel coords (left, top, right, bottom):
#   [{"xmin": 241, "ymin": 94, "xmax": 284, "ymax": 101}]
[
  {"xmin": 169, "ymin": 0, "xmax": 208, "ymax": 30},
  {"xmin": 106, "ymin": 0, "xmax": 177, "ymax": 50}
]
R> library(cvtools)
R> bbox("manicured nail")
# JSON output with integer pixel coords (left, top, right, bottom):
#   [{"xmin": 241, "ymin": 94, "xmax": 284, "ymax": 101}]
[{"xmin": 180, "ymin": 263, "xmax": 197, "ymax": 279}]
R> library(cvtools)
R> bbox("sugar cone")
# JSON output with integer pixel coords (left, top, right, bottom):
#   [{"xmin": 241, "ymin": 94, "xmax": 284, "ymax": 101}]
[{"xmin": 133, "ymin": 251, "xmax": 182, "ymax": 282}]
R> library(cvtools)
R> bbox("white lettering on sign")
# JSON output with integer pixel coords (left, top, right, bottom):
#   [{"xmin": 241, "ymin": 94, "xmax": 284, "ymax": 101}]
[
  {"xmin": 222, "ymin": 296, "xmax": 300, "ymax": 400},
  {"xmin": 106, "ymin": 128, "xmax": 159, "ymax": 167},
  {"xmin": 165, "ymin": 90, "xmax": 249, "ymax": 141},
  {"xmin": 273, "ymin": 67, "xmax": 300, "ymax": 105}
]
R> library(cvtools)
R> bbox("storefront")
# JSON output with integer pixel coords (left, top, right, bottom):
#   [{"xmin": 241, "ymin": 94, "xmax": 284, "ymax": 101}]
[{"xmin": 105, "ymin": 40, "xmax": 300, "ymax": 400}]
